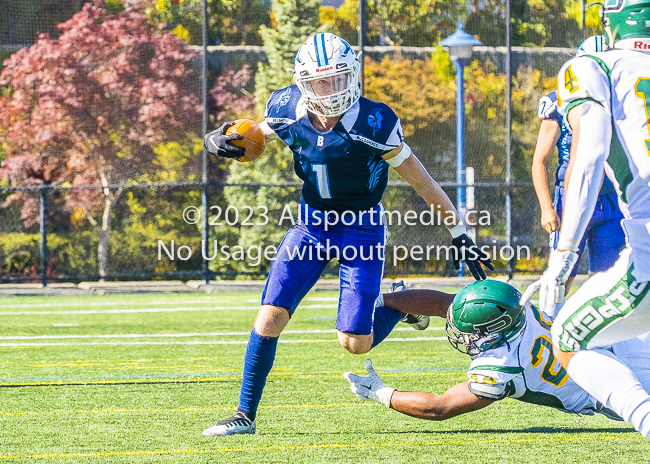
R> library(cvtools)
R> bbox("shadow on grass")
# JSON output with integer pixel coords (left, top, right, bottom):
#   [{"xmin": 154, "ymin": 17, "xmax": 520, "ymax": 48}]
[
  {"xmin": 284, "ymin": 426, "xmax": 637, "ymax": 436},
  {"xmin": 383, "ymin": 426, "xmax": 638, "ymax": 435}
]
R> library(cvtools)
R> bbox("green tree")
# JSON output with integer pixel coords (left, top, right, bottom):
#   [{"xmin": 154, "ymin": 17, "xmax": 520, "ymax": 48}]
[
  {"xmin": 321, "ymin": 0, "xmax": 465, "ymax": 46},
  {"xmin": 465, "ymin": 0, "xmax": 591, "ymax": 47},
  {"xmin": 254, "ymin": 0, "xmax": 326, "ymax": 109},
  {"xmin": 145, "ymin": 0, "xmax": 271, "ymax": 45}
]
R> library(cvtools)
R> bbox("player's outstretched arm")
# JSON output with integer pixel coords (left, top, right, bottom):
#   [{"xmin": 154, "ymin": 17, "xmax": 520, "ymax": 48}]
[
  {"xmin": 344, "ymin": 360, "xmax": 493, "ymax": 421},
  {"xmin": 532, "ymin": 119, "xmax": 562, "ymax": 233},
  {"xmin": 382, "ymin": 144, "xmax": 494, "ymax": 280},
  {"xmin": 390, "ymin": 382, "xmax": 494, "ymax": 421},
  {"xmin": 383, "ymin": 289, "xmax": 455, "ymax": 319}
]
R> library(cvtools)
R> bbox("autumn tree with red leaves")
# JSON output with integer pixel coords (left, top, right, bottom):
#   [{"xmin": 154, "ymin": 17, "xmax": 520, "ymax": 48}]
[{"xmin": 0, "ymin": 0, "xmax": 201, "ymax": 279}]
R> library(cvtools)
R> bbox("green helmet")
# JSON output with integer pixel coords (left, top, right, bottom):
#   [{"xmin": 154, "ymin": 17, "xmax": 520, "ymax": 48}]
[
  {"xmin": 603, "ymin": 0, "xmax": 650, "ymax": 47},
  {"xmin": 446, "ymin": 280, "xmax": 526, "ymax": 356}
]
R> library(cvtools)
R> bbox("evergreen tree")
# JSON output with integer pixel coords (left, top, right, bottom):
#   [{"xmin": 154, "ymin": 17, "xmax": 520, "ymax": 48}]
[{"xmin": 254, "ymin": 0, "xmax": 326, "ymax": 110}]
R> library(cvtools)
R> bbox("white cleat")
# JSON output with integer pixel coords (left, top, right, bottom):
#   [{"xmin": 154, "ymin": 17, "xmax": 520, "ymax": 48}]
[
  {"xmin": 391, "ymin": 280, "xmax": 430, "ymax": 331},
  {"xmin": 202, "ymin": 413, "xmax": 256, "ymax": 436}
]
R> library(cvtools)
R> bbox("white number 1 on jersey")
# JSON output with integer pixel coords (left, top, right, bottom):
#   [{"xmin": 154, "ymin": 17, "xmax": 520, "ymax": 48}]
[{"xmin": 311, "ymin": 164, "xmax": 332, "ymax": 199}]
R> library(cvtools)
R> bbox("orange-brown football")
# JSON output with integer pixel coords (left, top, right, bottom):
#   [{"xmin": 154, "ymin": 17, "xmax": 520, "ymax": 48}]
[{"xmin": 225, "ymin": 119, "xmax": 266, "ymax": 162}]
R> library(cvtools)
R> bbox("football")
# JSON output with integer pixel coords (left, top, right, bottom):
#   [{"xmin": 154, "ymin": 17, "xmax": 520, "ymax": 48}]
[{"xmin": 225, "ymin": 119, "xmax": 266, "ymax": 162}]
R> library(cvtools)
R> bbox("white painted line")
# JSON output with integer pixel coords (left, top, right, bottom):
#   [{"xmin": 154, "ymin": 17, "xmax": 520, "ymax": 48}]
[
  {"xmin": 0, "ymin": 299, "xmax": 219, "ymax": 309},
  {"xmin": 0, "ymin": 327, "xmax": 444, "ymax": 340},
  {"xmin": 0, "ymin": 336, "xmax": 448, "ymax": 347},
  {"xmin": 51, "ymin": 323, "xmax": 79, "ymax": 327},
  {"xmin": 304, "ymin": 297, "xmax": 339, "ymax": 302},
  {"xmin": 0, "ymin": 304, "xmax": 338, "ymax": 316}
]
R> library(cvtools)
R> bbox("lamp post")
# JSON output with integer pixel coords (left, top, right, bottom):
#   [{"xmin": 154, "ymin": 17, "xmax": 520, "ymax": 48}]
[{"xmin": 440, "ymin": 23, "xmax": 482, "ymax": 276}]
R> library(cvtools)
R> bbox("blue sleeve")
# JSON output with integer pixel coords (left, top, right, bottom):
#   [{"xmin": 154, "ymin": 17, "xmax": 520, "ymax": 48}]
[
  {"xmin": 264, "ymin": 85, "xmax": 302, "ymax": 132},
  {"xmin": 351, "ymin": 101, "xmax": 403, "ymax": 155},
  {"xmin": 538, "ymin": 91, "xmax": 561, "ymax": 124}
]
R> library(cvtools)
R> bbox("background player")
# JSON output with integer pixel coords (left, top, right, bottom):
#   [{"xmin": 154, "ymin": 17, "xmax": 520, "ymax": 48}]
[
  {"xmin": 202, "ymin": 33, "xmax": 493, "ymax": 436},
  {"xmin": 531, "ymin": 35, "xmax": 624, "ymax": 303},
  {"xmin": 523, "ymin": 0, "xmax": 650, "ymax": 439},
  {"xmin": 345, "ymin": 281, "xmax": 650, "ymax": 428}
]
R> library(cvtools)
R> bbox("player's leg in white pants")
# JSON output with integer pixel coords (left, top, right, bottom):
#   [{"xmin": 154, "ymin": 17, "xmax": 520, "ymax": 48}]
[{"xmin": 551, "ymin": 248, "xmax": 650, "ymax": 438}]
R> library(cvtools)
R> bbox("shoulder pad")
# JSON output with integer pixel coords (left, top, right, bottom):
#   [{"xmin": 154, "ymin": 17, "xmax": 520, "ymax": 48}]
[
  {"xmin": 468, "ymin": 344, "xmax": 524, "ymax": 384},
  {"xmin": 264, "ymin": 85, "xmax": 304, "ymax": 129},
  {"xmin": 468, "ymin": 379, "xmax": 515, "ymax": 401},
  {"xmin": 347, "ymin": 98, "xmax": 403, "ymax": 154},
  {"xmin": 557, "ymin": 56, "xmax": 611, "ymax": 119},
  {"xmin": 538, "ymin": 92, "xmax": 559, "ymax": 120}
]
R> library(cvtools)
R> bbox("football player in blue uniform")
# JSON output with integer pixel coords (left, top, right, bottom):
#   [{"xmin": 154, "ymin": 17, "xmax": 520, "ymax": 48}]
[
  {"xmin": 531, "ymin": 35, "xmax": 624, "ymax": 311},
  {"xmin": 202, "ymin": 33, "xmax": 493, "ymax": 436}
]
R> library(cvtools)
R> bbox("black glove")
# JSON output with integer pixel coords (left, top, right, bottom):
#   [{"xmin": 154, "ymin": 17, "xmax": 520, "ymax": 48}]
[
  {"xmin": 204, "ymin": 121, "xmax": 245, "ymax": 159},
  {"xmin": 450, "ymin": 233, "xmax": 494, "ymax": 281}
]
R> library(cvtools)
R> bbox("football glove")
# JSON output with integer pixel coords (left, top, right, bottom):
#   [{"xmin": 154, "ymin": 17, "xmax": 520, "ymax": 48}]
[
  {"xmin": 520, "ymin": 249, "xmax": 579, "ymax": 316},
  {"xmin": 343, "ymin": 359, "xmax": 395, "ymax": 408},
  {"xmin": 203, "ymin": 121, "xmax": 245, "ymax": 159},
  {"xmin": 450, "ymin": 234, "xmax": 494, "ymax": 281}
]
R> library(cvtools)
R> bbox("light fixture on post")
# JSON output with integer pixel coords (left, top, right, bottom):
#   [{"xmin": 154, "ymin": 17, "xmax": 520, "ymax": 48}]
[{"xmin": 440, "ymin": 23, "xmax": 483, "ymax": 277}]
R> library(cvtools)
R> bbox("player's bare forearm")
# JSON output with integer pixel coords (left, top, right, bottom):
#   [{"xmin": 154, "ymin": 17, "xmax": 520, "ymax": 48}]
[
  {"xmin": 394, "ymin": 154, "xmax": 461, "ymax": 226},
  {"xmin": 258, "ymin": 120, "xmax": 278, "ymax": 148},
  {"xmin": 390, "ymin": 382, "xmax": 493, "ymax": 421},
  {"xmin": 532, "ymin": 120, "xmax": 562, "ymax": 232},
  {"xmin": 531, "ymin": 120, "xmax": 561, "ymax": 211},
  {"xmin": 383, "ymin": 289, "xmax": 454, "ymax": 319}
]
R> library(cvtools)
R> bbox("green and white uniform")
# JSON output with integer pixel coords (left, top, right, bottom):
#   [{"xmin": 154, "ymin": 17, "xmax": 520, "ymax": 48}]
[
  {"xmin": 551, "ymin": 47, "xmax": 650, "ymax": 351},
  {"xmin": 468, "ymin": 302, "xmax": 602, "ymax": 415}
]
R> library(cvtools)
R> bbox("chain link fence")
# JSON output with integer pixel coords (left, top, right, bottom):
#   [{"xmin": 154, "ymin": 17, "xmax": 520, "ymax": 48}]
[{"xmin": 0, "ymin": 0, "xmax": 593, "ymax": 283}]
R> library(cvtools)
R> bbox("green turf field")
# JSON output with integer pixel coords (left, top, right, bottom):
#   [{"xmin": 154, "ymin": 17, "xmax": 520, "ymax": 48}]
[{"xmin": 1, "ymin": 289, "xmax": 648, "ymax": 463}]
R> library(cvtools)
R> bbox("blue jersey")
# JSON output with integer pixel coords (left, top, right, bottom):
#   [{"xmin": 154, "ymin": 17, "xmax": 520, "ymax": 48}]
[
  {"xmin": 265, "ymin": 85, "xmax": 403, "ymax": 213},
  {"xmin": 538, "ymin": 91, "xmax": 616, "ymax": 195}
]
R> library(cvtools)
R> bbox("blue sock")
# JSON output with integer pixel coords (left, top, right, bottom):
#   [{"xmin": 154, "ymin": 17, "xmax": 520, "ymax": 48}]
[
  {"xmin": 371, "ymin": 305, "xmax": 403, "ymax": 348},
  {"xmin": 237, "ymin": 328, "xmax": 279, "ymax": 419}
]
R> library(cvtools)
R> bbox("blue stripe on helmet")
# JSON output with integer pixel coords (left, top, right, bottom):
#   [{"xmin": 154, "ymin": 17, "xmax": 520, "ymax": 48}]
[
  {"xmin": 320, "ymin": 33, "xmax": 328, "ymax": 65},
  {"xmin": 314, "ymin": 35, "xmax": 322, "ymax": 67}
]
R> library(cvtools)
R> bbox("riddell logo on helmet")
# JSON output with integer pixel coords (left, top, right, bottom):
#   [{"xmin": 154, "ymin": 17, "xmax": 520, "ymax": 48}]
[
  {"xmin": 635, "ymin": 41, "xmax": 650, "ymax": 50},
  {"xmin": 316, "ymin": 66, "xmax": 333, "ymax": 72}
]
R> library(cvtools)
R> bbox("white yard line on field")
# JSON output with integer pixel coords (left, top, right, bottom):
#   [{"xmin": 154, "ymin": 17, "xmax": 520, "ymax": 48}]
[
  {"xmin": 0, "ymin": 336, "xmax": 448, "ymax": 347},
  {"xmin": 0, "ymin": 327, "xmax": 445, "ymax": 340},
  {"xmin": 0, "ymin": 304, "xmax": 338, "ymax": 316},
  {"xmin": 0, "ymin": 299, "xmax": 219, "ymax": 309}
]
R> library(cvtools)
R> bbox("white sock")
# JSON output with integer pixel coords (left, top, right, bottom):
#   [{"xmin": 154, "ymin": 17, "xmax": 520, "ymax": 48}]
[{"xmin": 568, "ymin": 350, "xmax": 650, "ymax": 438}]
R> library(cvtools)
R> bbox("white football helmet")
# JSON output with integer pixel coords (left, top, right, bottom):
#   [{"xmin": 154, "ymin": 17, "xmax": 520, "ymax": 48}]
[
  {"xmin": 576, "ymin": 35, "xmax": 608, "ymax": 56},
  {"xmin": 293, "ymin": 33, "xmax": 360, "ymax": 117}
]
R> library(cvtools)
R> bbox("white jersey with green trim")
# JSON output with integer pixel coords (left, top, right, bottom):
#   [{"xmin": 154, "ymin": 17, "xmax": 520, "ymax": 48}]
[
  {"xmin": 556, "ymin": 48, "xmax": 650, "ymax": 280},
  {"xmin": 467, "ymin": 302, "xmax": 598, "ymax": 415}
]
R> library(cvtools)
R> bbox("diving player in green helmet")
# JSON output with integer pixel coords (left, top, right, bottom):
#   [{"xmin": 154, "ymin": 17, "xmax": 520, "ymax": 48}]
[{"xmin": 344, "ymin": 281, "xmax": 650, "ymax": 429}]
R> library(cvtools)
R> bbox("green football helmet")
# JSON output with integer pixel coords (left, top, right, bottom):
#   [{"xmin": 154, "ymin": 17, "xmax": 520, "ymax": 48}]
[
  {"xmin": 603, "ymin": 0, "xmax": 650, "ymax": 47},
  {"xmin": 446, "ymin": 280, "xmax": 526, "ymax": 356}
]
